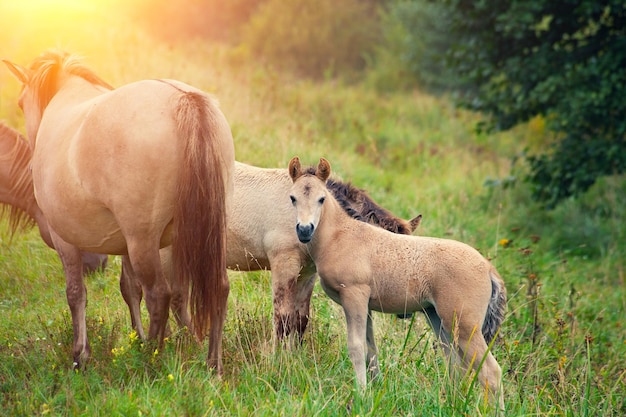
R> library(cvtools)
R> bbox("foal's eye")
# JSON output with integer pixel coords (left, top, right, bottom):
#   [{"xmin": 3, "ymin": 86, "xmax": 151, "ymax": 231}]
[
  {"xmin": 290, "ymin": 195, "xmax": 296, "ymax": 205},
  {"xmin": 318, "ymin": 196, "xmax": 326, "ymax": 204}
]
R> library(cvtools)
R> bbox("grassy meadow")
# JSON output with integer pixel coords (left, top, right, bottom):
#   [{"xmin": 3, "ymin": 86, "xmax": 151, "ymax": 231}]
[{"xmin": 0, "ymin": 1, "xmax": 624, "ymax": 416}]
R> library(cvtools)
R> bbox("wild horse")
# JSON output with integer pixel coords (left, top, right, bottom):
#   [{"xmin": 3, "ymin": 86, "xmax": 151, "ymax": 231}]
[{"xmin": 4, "ymin": 50, "xmax": 235, "ymax": 374}]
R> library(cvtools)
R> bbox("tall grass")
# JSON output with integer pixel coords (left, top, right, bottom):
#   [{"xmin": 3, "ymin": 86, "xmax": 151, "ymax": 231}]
[{"xmin": 0, "ymin": 2, "xmax": 624, "ymax": 416}]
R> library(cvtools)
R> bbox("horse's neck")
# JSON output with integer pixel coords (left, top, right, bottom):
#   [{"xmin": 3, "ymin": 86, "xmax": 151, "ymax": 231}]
[{"xmin": 52, "ymin": 76, "xmax": 108, "ymax": 106}]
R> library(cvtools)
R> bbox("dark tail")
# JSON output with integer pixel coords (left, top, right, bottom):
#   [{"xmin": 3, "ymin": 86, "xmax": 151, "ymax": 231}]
[
  {"xmin": 482, "ymin": 267, "xmax": 507, "ymax": 344},
  {"xmin": 172, "ymin": 91, "xmax": 229, "ymax": 340}
]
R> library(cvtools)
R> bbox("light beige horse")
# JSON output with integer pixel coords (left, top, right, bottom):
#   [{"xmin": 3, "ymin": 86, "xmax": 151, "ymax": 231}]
[
  {"xmin": 0, "ymin": 121, "xmax": 107, "ymax": 273},
  {"xmin": 3, "ymin": 50, "xmax": 235, "ymax": 373},
  {"xmin": 288, "ymin": 157, "xmax": 507, "ymax": 409},
  {"xmin": 120, "ymin": 161, "xmax": 422, "ymax": 341}
]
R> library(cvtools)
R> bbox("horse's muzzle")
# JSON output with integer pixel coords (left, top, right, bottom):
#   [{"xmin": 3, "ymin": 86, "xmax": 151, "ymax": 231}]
[{"xmin": 296, "ymin": 223, "xmax": 314, "ymax": 243}]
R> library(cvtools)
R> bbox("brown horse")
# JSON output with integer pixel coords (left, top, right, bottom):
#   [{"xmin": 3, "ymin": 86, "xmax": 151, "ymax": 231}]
[
  {"xmin": 288, "ymin": 157, "xmax": 506, "ymax": 409},
  {"xmin": 3, "ymin": 50, "xmax": 235, "ymax": 373},
  {"xmin": 0, "ymin": 121, "xmax": 107, "ymax": 273},
  {"xmin": 120, "ymin": 161, "xmax": 422, "ymax": 342}
]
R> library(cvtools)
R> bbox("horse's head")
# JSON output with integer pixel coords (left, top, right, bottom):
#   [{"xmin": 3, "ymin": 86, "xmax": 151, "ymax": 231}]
[
  {"xmin": 288, "ymin": 156, "xmax": 331, "ymax": 243},
  {"xmin": 3, "ymin": 50, "xmax": 112, "ymax": 145}
]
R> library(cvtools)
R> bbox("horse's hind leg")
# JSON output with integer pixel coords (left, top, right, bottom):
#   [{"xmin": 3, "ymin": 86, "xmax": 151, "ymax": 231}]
[
  {"xmin": 51, "ymin": 231, "xmax": 90, "ymax": 368},
  {"xmin": 160, "ymin": 247, "xmax": 192, "ymax": 332},
  {"xmin": 126, "ymin": 241, "xmax": 171, "ymax": 343},
  {"xmin": 120, "ymin": 255, "xmax": 146, "ymax": 339}
]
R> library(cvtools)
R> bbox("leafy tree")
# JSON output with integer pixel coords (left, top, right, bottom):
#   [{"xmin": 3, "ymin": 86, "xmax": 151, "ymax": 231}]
[{"xmin": 400, "ymin": 0, "xmax": 626, "ymax": 207}]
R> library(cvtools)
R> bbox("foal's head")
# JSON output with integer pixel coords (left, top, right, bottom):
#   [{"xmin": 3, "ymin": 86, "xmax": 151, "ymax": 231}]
[{"xmin": 288, "ymin": 156, "xmax": 331, "ymax": 243}]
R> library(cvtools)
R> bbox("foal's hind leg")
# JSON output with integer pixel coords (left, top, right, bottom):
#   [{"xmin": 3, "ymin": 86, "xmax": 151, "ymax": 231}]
[
  {"xmin": 51, "ymin": 231, "xmax": 90, "ymax": 368},
  {"xmin": 434, "ymin": 306, "xmax": 504, "ymax": 410},
  {"xmin": 456, "ymin": 328, "xmax": 504, "ymax": 410}
]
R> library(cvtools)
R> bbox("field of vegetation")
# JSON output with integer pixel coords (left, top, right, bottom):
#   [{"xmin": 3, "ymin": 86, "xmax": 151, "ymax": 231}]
[{"xmin": 0, "ymin": 1, "xmax": 623, "ymax": 415}]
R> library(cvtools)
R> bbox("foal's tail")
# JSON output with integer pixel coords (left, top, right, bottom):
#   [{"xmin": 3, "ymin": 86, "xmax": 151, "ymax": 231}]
[
  {"xmin": 482, "ymin": 266, "xmax": 507, "ymax": 344},
  {"xmin": 172, "ymin": 90, "xmax": 233, "ymax": 341}
]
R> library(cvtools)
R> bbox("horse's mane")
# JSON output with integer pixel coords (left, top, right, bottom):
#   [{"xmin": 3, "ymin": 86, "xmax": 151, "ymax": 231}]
[
  {"xmin": 26, "ymin": 50, "xmax": 113, "ymax": 113},
  {"xmin": 303, "ymin": 166, "xmax": 414, "ymax": 235},
  {"xmin": 0, "ymin": 122, "xmax": 36, "ymax": 235}
]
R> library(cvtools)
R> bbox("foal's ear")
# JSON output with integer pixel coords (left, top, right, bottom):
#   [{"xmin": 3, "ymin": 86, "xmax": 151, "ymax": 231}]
[
  {"xmin": 316, "ymin": 157, "xmax": 331, "ymax": 182},
  {"xmin": 2, "ymin": 60, "xmax": 29, "ymax": 84},
  {"xmin": 288, "ymin": 156, "xmax": 302, "ymax": 182}
]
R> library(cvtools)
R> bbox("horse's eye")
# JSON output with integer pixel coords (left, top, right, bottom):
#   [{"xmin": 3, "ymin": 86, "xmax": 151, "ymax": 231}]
[
  {"xmin": 319, "ymin": 196, "xmax": 325, "ymax": 204},
  {"xmin": 290, "ymin": 195, "xmax": 296, "ymax": 205}
]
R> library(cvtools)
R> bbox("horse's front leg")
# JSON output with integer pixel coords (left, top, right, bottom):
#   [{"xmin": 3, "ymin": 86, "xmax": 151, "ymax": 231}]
[
  {"xmin": 270, "ymin": 253, "xmax": 311, "ymax": 345},
  {"xmin": 365, "ymin": 310, "xmax": 379, "ymax": 380},
  {"xmin": 338, "ymin": 284, "xmax": 371, "ymax": 388},
  {"xmin": 50, "ymin": 230, "xmax": 89, "ymax": 368}
]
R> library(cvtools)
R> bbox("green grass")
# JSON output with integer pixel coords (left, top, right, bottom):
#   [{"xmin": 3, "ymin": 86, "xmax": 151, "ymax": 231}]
[{"xmin": 1, "ymin": 2, "xmax": 624, "ymax": 416}]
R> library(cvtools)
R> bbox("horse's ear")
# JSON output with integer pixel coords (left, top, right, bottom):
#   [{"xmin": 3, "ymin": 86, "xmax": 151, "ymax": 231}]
[
  {"xmin": 316, "ymin": 157, "xmax": 331, "ymax": 182},
  {"xmin": 288, "ymin": 156, "xmax": 302, "ymax": 182},
  {"xmin": 409, "ymin": 214, "xmax": 422, "ymax": 233},
  {"xmin": 2, "ymin": 60, "xmax": 29, "ymax": 84}
]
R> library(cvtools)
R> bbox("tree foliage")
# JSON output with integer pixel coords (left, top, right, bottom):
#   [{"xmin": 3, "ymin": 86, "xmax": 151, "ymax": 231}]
[{"xmin": 399, "ymin": 0, "xmax": 626, "ymax": 207}]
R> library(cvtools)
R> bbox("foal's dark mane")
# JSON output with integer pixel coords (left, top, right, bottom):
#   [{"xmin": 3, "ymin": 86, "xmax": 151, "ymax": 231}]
[
  {"xmin": 303, "ymin": 166, "xmax": 414, "ymax": 235},
  {"xmin": 0, "ymin": 122, "xmax": 36, "ymax": 235}
]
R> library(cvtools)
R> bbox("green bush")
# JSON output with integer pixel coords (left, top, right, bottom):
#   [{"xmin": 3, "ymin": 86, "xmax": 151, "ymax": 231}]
[{"xmin": 391, "ymin": 0, "xmax": 626, "ymax": 207}]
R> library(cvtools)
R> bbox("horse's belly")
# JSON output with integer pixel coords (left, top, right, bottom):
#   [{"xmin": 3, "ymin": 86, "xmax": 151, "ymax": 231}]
[
  {"xmin": 44, "ymin": 203, "xmax": 128, "ymax": 254},
  {"xmin": 226, "ymin": 239, "xmax": 270, "ymax": 271}
]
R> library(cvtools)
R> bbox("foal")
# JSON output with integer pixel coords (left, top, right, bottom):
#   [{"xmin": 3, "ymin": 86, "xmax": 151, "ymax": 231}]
[{"xmin": 288, "ymin": 157, "xmax": 507, "ymax": 409}]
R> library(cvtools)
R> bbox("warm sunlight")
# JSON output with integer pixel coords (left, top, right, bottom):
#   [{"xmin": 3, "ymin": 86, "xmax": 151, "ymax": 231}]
[
  {"xmin": 3, "ymin": 0, "xmax": 123, "ymax": 14},
  {"xmin": 0, "ymin": 0, "xmax": 138, "ymax": 61}
]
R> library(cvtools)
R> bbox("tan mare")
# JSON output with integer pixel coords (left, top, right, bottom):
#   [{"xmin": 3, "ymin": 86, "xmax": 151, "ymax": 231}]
[
  {"xmin": 3, "ymin": 51, "xmax": 235, "ymax": 373},
  {"xmin": 288, "ymin": 157, "xmax": 507, "ymax": 409},
  {"xmin": 120, "ymin": 161, "xmax": 422, "ymax": 342},
  {"xmin": 0, "ymin": 121, "xmax": 107, "ymax": 273}
]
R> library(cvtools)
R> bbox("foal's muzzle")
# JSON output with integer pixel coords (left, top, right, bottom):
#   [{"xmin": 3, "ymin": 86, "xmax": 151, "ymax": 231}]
[{"xmin": 296, "ymin": 223, "xmax": 315, "ymax": 243}]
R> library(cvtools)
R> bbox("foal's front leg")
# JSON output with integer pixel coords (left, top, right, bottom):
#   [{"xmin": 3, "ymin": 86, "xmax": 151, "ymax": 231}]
[
  {"xmin": 366, "ymin": 311, "xmax": 379, "ymax": 379},
  {"xmin": 339, "ymin": 285, "xmax": 371, "ymax": 388}
]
